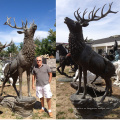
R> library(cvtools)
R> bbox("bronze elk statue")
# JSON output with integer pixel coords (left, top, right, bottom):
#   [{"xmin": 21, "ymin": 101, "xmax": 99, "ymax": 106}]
[
  {"xmin": 0, "ymin": 17, "xmax": 37, "ymax": 99},
  {"xmin": 64, "ymin": 3, "xmax": 117, "ymax": 102},
  {"xmin": 56, "ymin": 44, "xmax": 77, "ymax": 78}
]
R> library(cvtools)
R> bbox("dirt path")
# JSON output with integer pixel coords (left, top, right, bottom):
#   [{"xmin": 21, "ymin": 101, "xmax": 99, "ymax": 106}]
[{"xmin": 0, "ymin": 72, "xmax": 56, "ymax": 119}]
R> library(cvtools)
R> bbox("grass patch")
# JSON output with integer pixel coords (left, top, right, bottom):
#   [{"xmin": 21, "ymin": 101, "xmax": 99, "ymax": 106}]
[
  {"xmin": 56, "ymin": 104, "xmax": 61, "ymax": 107},
  {"xmin": 41, "ymin": 112, "xmax": 49, "ymax": 118},
  {"xmin": 11, "ymin": 112, "xmax": 15, "ymax": 116},
  {"xmin": 32, "ymin": 112, "xmax": 41, "ymax": 119},
  {"xmin": 56, "ymin": 111, "xmax": 65, "ymax": 118},
  {"xmin": 68, "ymin": 108, "xmax": 73, "ymax": 113},
  {"xmin": 65, "ymin": 94, "xmax": 68, "ymax": 96},
  {"xmin": 57, "ymin": 93, "xmax": 61, "ymax": 96},
  {"xmin": 16, "ymin": 116, "xmax": 23, "ymax": 119}
]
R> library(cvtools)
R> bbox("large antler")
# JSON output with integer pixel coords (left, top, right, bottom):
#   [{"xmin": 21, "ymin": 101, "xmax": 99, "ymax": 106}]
[
  {"xmin": 74, "ymin": 2, "xmax": 118, "ymax": 23},
  {"xmin": 0, "ymin": 40, "xmax": 13, "ymax": 50},
  {"xmin": 4, "ymin": 17, "xmax": 28, "ymax": 30}
]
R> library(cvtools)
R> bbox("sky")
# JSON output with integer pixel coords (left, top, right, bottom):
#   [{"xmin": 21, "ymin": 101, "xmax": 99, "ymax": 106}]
[
  {"xmin": 56, "ymin": 0, "xmax": 120, "ymax": 43},
  {"xmin": 0, "ymin": 0, "xmax": 56, "ymax": 46}
]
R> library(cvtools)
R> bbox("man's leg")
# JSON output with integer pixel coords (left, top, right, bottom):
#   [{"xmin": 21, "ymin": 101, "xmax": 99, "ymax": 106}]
[
  {"xmin": 39, "ymin": 97, "xmax": 45, "ymax": 113},
  {"xmin": 47, "ymin": 98, "xmax": 51, "ymax": 110},
  {"xmin": 40, "ymin": 97, "xmax": 44, "ymax": 108},
  {"xmin": 47, "ymin": 98, "xmax": 52, "ymax": 117}
]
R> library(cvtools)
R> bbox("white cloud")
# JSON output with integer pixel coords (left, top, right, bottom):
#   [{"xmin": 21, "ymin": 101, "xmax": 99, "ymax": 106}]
[
  {"xmin": 34, "ymin": 31, "xmax": 49, "ymax": 39},
  {"xmin": 56, "ymin": 0, "xmax": 120, "ymax": 43},
  {"xmin": 0, "ymin": 30, "xmax": 49, "ymax": 45}
]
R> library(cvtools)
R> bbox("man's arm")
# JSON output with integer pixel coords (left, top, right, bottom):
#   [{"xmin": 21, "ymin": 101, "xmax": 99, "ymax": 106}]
[
  {"xmin": 32, "ymin": 74, "xmax": 36, "ymax": 90},
  {"xmin": 48, "ymin": 72, "xmax": 52, "ymax": 83}
]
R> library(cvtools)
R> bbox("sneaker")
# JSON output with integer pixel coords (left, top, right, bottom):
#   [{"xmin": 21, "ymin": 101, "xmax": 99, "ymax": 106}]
[
  {"xmin": 39, "ymin": 109, "xmax": 44, "ymax": 113},
  {"xmin": 48, "ymin": 112, "xmax": 53, "ymax": 117}
]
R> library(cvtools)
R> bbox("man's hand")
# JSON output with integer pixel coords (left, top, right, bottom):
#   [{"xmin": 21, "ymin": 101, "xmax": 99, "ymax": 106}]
[
  {"xmin": 49, "ymin": 72, "xmax": 52, "ymax": 83},
  {"xmin": 66, "ymin": 53, "xmax": 71, "ymax": 57}
]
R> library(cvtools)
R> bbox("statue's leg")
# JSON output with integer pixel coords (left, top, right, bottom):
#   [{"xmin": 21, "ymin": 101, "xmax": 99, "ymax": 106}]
[
  {"xmin": 74, "ymin": 75, "xmax": 78, "ymax": 82},
  {"xmin": 100, "ymin": 79, "xmax": 109, "ymax": 102},
  {"xmin": 12, "ymin": 76, "xmax": 19, "ymax": 97},
  {"xmin": 61, "ymin": 64, "xmax": 65, "ymax": 74},
  {"xmin": 91, "ymin": 75, "xmax": 98, "ymax": 84},
  {"xmin": 18, "ymin": 67, "xmax": 23, "ymax": 99},
  {"xmin": 57, "ymin": 65, "xmax": 62, "ymax": 74},
  {"xmin": 0, "ymin": 77, "xmax": 9, "ymax": 96},
  {"xmin": 81, "ymin": 69, "xmax": 87, "ymax": 99},
  {"xmin": 76, "ymin": 65, "xmax": 82, "ymax": 95},
  {"xmin": 26, "ymin": 70, "xmax": 31, "ymax": 97},
  {"xmin": 108, "ymin": 78, "xmax": 112, "ymax": 96}
]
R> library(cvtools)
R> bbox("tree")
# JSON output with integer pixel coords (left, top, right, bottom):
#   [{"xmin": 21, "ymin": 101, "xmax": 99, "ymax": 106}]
[
  {"xmin": 7, "ymin": 43, "xmax": 18, "ymax": 57},
  {"xmin": 34, "ymin": 22, "xmax": 56, "ymax": 57},
  {"xmin": 46, "ymin": 23, "xmax": 56, "ymax": 56},
  {"xmin": 18, "ymin": 42, "xmax": 23, "ymax": 51}
]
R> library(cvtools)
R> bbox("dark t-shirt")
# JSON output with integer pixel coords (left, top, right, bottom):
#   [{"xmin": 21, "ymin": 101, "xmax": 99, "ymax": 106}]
[{"xmin": 32, "ymin": 64, "xmax": 51, "ymax": 86}]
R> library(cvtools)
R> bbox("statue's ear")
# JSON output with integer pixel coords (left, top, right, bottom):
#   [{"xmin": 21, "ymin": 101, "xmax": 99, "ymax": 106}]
[{"xmin": 17, "ymin": 31, "xmax": 25, "ymax": 34}]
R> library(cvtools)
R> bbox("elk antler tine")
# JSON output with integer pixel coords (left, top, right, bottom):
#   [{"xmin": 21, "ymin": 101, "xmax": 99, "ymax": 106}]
[
  {"xmin": 110, "ymin": 2, "xmax": 113, "ymax": 7},
  {"xmin": 74, "ymin": 11, "xmax": 79, "ymax": 21},
  {"xmin": 83, "ymin": 8, "xmax": 87, "ymax": 20},
  {"xmin": 88, "ymin": 11, "xmax": 92, "ymax": 19},
  {"xmin": 94, "ymin": 8, "xmax": 100, "ymax": 18},
  {"xmin": 21, "ymin": 20, "xmax": 24, "ymax": 28},
  {"xmin": 77, "ymin": 8, "xmax": 82, "ymax": 21},
  {"xmin": 14, "ymin": 18, "xmax": 16, "ymax": 27},
  {"xmin": 109, "ymin": 2, "xmax": 118, "ymax": 14},
  {"xmin": 92, "ymin": 6, "xmax": 96, "ymax": 18},
  {"xmin": 101, "ymin": 4, "xmax": 106, "ymax": 16},
  {"xmin": 25, "ymin": 18, "xmax": 28, "ymax": 28},
  {"xmin": 74, "ymin": 10, "xmax": 80, "ymax": 21}
]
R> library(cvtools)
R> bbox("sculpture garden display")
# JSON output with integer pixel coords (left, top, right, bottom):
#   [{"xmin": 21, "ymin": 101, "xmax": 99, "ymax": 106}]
[{"xmin": 64, "ymin": 3, "xmax": 120, "ymax": 118}]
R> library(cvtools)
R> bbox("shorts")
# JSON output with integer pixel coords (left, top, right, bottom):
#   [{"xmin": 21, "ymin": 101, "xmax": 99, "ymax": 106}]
[{"xmin": 36, "ymin": 84, "xmax": 52, "ymax": 98}]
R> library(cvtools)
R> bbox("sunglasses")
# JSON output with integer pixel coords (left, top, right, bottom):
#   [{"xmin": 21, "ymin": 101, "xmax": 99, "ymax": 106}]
[{"xmin": 37, "ymin": 60, "xmax": 42, "ymax": 61}]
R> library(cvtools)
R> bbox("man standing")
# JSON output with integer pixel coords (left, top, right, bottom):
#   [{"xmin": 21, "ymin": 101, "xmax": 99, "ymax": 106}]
[{"xmin": 32, "ymin": 56, "xmax": 53, "ymax": 117}]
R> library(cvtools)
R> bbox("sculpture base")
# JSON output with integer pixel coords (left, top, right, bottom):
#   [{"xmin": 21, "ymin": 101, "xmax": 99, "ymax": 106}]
[
  {"xmin": 0, "ymin": 96, "xmax": 36, "ymax": 117},
  {"xmin": 70, "ymin": 82, "xmax": 105, "ymax": 97},
  {"xmin": 70, "ymin": 93, "xmax": 120, "ymax": 119},
  {"xmin": 57, "ymin": 77, "xmax": 73, "ymax": 82}
]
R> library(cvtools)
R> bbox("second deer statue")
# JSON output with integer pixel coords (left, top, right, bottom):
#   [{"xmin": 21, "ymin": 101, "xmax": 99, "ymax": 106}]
[
  {"xmin": 64, "ymin": 3, "xmax": 117, "ymax": 102},
  {"xmin": 0, "ymin": 40, "xmax": 13, "ymax": 52},
  {"xmin": 0, "ymin": 17, "xmax": 37, "ymax": 99}
]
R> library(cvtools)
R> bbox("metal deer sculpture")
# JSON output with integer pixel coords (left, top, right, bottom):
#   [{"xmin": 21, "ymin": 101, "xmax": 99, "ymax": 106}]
[
  {"xmin": 64, "ymin": 3, "xmax": 117, "ymax": 102},
  {"xmin": 0, "ymin": 17, "xmax": 37, "ymax": 99},
  {"xmin": 56, "ymin": 44, "xmax": 78, "ymax": 78}
]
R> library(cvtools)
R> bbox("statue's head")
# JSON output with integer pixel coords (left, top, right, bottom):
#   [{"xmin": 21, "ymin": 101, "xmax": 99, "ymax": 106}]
[
  {"xmin": 64, "ymin": 2, "xmax": 117, "ymax": 34},
  {"xmin": 4, "ymin": 17, "xmax": 37, "ymax": 37},
  {"xmin": 64, "ymin": 17, "xmax": 87, "ymax": 33}
]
